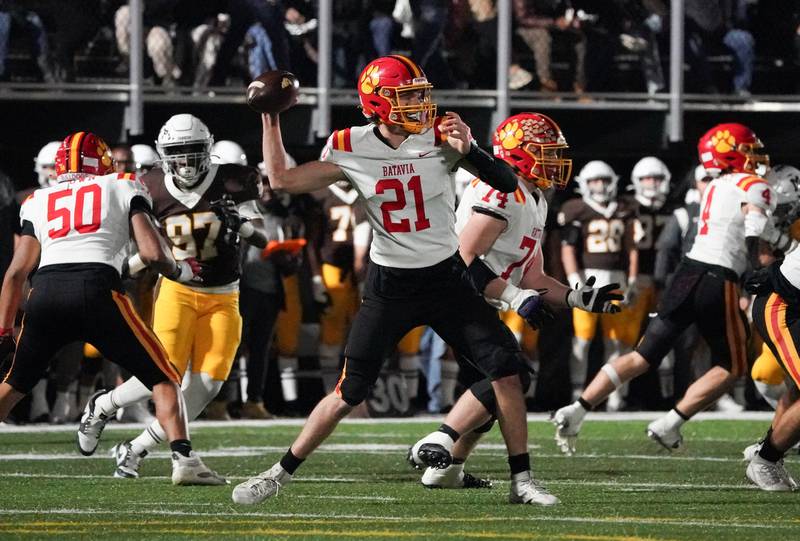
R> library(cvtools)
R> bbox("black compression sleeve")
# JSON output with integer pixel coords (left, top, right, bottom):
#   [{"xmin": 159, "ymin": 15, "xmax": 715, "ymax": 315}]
[
  {"xmin": 464, "ymin": 257, "xmax": 498, "ymax": 294},
  {"xmin": 746, "ymin": 236, "xmax": 761, "ymax": 270},
  {"xmin": 20, "ymin": 219, "xmax": 35, "ymax": 237},
  {"xmin": 462, "ymin": 142, "xmax": 517, "ymax": 193}
]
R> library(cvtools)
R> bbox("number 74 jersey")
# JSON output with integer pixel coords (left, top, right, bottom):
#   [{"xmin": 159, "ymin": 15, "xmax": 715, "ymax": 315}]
[
  {"xmin": 687, "ymin": 172, "xmax": 776, "ymax": 277},
  {"xmin": 455, "ymin": 177, "xmax": 547, "ymax": 287},
  {"xmin": 20, "ymin": 172, "xmax": 150, "ymax": 274}
]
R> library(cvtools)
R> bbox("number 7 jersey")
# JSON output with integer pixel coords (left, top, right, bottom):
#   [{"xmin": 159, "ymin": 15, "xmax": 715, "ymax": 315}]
[
  {"xmin": 20, "ymin": 172, "xmax": 150, "ymax": 274},
  {"xmin": 456, "ymin": 176, "xmax": 547, "ymax": 286},
  {"xmin": 320, "ymin": 120, "xmax": 463, "ymax": 268}
]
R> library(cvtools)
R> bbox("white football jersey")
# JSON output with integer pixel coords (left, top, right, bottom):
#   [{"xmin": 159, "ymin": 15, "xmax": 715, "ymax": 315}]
[
  {"xmin": 20, "ymin": 172, "xmax": 151, "ymax": 273},
  {"xmin": 320, "ymin": 121, "xmax": 463, "ymax": 268},
  {"xmin": 687, "ymin": 172, "xmax": 775, "ymax": 276},
  {"xmin": 456, "ymin": 177, "xmax": 547, "ymax": 287},
  {"xmin": 780, "ymin": 245, "xmax": 800, "ymax": 291}
]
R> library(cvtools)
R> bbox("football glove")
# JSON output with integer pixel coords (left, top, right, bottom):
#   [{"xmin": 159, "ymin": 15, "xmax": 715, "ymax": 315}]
[
  {"xmin": 311, "ymin": 274, "xmax": 332, "ymax": 313},
  {"xmin": 169, "ymin": 257, "xmax": 203, "ymax": 284},
  {"xmin": 743, "ymin": 267, "xmax": 773, "ymax": 296},
  {"xmin": 499, "ymin": 286, "xmax": 555, "ymax": 330},
  {"xmin": 566, "ymin": 276, "xmax": 624, "ymax": 313},
  {"xmin": 623, "ymin": 277, "xmax": 639, "ymax": 307},
  {"xmin": 210, "ymin": 195, "xmax": 253, "ymax": 237}
]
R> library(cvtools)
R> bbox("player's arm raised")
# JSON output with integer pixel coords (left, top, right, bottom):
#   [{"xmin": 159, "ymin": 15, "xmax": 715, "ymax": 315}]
[
  {"xmin": 443, "ymin": 112, "xmax": 517, "ymax": 194},
  {"xmin": 262, "ymin": 113, "xmax": 345, "ymax": 193}
]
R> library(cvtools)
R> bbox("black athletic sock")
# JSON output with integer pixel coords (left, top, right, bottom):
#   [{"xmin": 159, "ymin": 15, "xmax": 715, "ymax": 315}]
[
  {"xmin": 673, "ymin": 407, "xmax": 691, "ymax": 421},
  {"xmin": 758, "ymin": 432, "xmax": 785, "ymax": 463},
  {"xmin": 508, "ymin": 453, "xmax": 530, "ymax": 475},
  {"xmin": 578, "ymin": 397, "xmax": 593, "ymax": 411},
  {"xmin": 452, "ymin": 457, "xmax": 465, "ymax": 465},
  {"xmin": 438, "ymin": 423, "xmax": 460, "ymax": 442},
  {"xmin": 170, "ymin": 439, "xmax": 192, "ymax": 457},
  {"xmin": 279, "ymin": 448, "xmax": 304, "ymax": 475}
]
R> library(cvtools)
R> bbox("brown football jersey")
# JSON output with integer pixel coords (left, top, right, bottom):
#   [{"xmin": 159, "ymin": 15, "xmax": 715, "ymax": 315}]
[
  {"xmin": 634, "ymin": 199, "xmax": 675, "ymax": 276},
  {"xmin": 142, "ymin": 163, "xmax": 262, "ymax": 287},
  {"xmin": 558, "ymin": 196, "xmax": 636, "ymax": 271},
  {"xmin": 316, "ymin": 184, "xmax": 367, "ymax": 270}
]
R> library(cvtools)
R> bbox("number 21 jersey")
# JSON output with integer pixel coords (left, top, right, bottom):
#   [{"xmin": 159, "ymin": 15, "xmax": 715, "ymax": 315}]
[{"xmin": 320, "ymin": 119, "xmax": 463, "ymax": 268}]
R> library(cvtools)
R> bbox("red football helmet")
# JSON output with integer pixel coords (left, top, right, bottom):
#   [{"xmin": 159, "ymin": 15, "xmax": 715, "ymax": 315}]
[
  {"xmin": 55, "ymin": 131, "xmax": 114, "ymax": 177},
  {"xmin": 492, "ymin": 113, "xmax": 572, "ymax": 189},
  {"xmin": 357, "ymin": 55, "xmax": 436, "ymax": 134},
  {"xmin": 697, "ymin": 122, "xmax": 769, "ymax": 176}
]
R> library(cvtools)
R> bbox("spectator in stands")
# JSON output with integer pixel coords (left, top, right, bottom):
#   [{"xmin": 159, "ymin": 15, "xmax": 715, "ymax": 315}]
[
  {"xmin": 115, "ymin": 0, "xmax": 182, "ymax": 86},
  {"xmin": 211, "ymin": 0, "xmax": 291, "ymax": 86},
  {"xmin": 0, "ymin": 1, "xmax": 53, "ymax": 82},
  {"xmin": 514, "ymin": 0, "xmax": 587, "ymax": 93},
  {"xmin": 0, "ymin": 169, "xmax": 19, "ymax": 289},
  {"xmin": 369, "ymin": 0, "xmax": 396, "ymax": 57},
  {"xmin": 614, "ymin": 0, "xmax": 667, "ymax": 94},
  {"xmin": 408, "ymin": 0, "xmax": 455, "ymax": 88},
  {"xmin": 685, "ymin": 0, "xmax": 755, "ymax": 95}
]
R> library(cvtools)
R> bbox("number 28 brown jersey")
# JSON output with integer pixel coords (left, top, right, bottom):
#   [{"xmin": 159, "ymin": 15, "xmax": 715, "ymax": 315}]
[
  {"xmin": 558, "ymin": 196, "xmax": 637, "ymax": 271},
  {"xmin": 142, "ymin": 164, "xmax": 262, "ymax": 288}
]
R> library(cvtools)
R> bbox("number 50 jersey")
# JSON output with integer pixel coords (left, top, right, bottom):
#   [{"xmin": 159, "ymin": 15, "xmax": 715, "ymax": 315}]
[
  {"xmin": 320, "ymin": 119, "xmax": 463, "ymax": 269},
  {"xmin": 20, "ymin": 172, "xmax": 150, "ymax": 274},
  {"xmin": 142, "ymin": 164, "xmax": 262, "ymax": 290}
]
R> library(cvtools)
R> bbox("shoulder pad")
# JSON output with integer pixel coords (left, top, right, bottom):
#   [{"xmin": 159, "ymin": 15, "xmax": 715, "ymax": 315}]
[
  {"xmin": 22, "ymin": 193, "xmax": 34, "ymax": 205},
  {"xmin": 737, "ymin": 175, "xmax": 775, "ymax": 211},
  {"xmin": 221, "ymin": 164, "xmax": 263, "ymax": 203},
  {"xmin": 329, "ymin": 128, "xmax": 353, "ymax": 152}
]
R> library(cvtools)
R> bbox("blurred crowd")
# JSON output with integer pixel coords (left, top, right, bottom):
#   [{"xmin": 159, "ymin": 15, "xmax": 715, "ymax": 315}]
[
  {"xmin": 2, "ymin": 127, "xmax": 798, "ymax": 426},
  {"xmin": 0, "ymin": 0, "xmax": 799, "ymax": 94}
]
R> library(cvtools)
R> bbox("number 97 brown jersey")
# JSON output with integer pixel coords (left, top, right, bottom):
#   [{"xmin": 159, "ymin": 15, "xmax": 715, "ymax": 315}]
[
  {"xmin": 558, "ymin": 196, "xmax": 637, "ymax": 271},
  {"xmin": 142, "ymin": 163, "xmax": 262, "ymax": 288},
  {"xmin": 317, "ymin": 183, "xmax": 368, "ymax": 271}
]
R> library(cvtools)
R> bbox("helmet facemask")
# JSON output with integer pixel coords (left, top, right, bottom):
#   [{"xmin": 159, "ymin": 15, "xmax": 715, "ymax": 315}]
[
  {"xmin": 524, "ymin": 143, "xmax": 572, "ymax": 190},
  {"xmin": 159, "ymin": 141, "xmax": 211, "ymax": 189},
  {"xmin": 739, "ymin": 140, "xmax": 770, "ymax": 176},
  {"xmin": 381, "ymin": 79, "xmax": 436, "ymax": 134},
  {"xmin": 635, "ymin": 175, "xmax": 669, "ymax": 209},
  {"xmin": 585, "ymin": 177, "xmax": 616, "ymax": 205}
]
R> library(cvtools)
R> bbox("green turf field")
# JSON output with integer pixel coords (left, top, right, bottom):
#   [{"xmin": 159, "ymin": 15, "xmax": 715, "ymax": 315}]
[{"xmin": 0, "ymin": 414, "xmax": 797, "ymax": 540}]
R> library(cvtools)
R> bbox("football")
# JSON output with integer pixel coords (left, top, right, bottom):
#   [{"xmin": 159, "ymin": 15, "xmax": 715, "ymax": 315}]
[{"xmin": 246, "ymin": 70, "xmax": 300, "ymax": 114}]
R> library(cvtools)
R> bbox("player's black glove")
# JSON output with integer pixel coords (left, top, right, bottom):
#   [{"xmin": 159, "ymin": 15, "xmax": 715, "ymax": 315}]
[
  {"xmin": 566, "ymin": 275, "xmax": 624, "ymax": 313},
  {"xmin": 210, "ymin": 195, "xmax": 248, "ymax": 233},
  {"xmin": 743, "ymin": 267, "xmax": 773, "ymax": 296},
  {"xmin": 499, "ymin": 286, "xmax": 555, "ymax": 330}
]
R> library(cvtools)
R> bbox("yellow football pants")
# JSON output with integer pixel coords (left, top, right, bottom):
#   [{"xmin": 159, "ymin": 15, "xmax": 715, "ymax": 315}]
[{"xmin": 153, "ymin": 278, "xmax": 242, "ymax": 381}]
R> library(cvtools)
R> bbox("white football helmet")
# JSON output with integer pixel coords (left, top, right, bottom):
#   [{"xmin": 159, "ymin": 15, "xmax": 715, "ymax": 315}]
[
  {"xmin": 631, "ymin": 156, "xmax": 671, "ymax": 209},
  {"xmin": 576, "ymin": 160, "xmax": 619, "ymax": 205},
  {"xmin": 766, "ymin": 164, "xmax": 800, "ymax": 206},
  {"xmin": 211, "ymin": 140, "xmax": 248, "ymax": 166},
  {"xmin": 131, "ymin": 144, "xmax": 160, "ymax": 175},
  {"xmin": 156, "ymin": 114, "xmax": 213, "ymax": 188},
  {"xmin": 34, "ymin": 141, "xmax": 61, "ymax": 187}
]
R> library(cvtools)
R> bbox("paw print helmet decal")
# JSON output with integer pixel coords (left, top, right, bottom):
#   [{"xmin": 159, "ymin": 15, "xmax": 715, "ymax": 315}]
[{"xmin": 697, "ymin": 122, "xmax": 769, "ymax": 176}]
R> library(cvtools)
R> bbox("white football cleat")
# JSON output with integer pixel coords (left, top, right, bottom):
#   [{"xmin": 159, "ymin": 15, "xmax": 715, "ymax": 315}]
[
  {"xmin": 111, "ymin": 440, "xmax": 146, "ymax": 479},
  {"xmin": 171, "ymin": 451, "xmax": 228, "ymax": 486},
  {"xmin": 232, "ymin": 463, "xmax": 292, "ymax": 504},
  {"xmin": 742, "ymin": 441, "xmax": 761, "ymax": 462},
  {"xmin": 551, "ymin": 402, "xmax": 586, "ymax": 456},
  {"xmin": 407, "ymin": 431, "xmax": 454, "ymax": 469},
  {"xmin": 421, "ymin": 465, "xmax": 492, "ymax": 489},
  {"xmin": 746, "ymin": 454, "xmax": 794, "ymax": 492},
  {"xmin": 646, "ymin": 416, "xmax": 683, "ymax": 451},
  {"xmin": 76, "ymin": 390, "xmax": 110, "ymax": 456},
  {"xmin": 509, "ymin": 471, "xmax": 559, "ymax": 506}
]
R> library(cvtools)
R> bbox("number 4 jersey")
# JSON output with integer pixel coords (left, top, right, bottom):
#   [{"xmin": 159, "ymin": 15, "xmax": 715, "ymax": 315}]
[
  {"xmin": 142, "ymin": 164, "xmax": 262, "ymax": 290},
  {"xmin": 455, "ymin": 177, "xmax": 547, "ymax": 286},
  {"xmin": 20, "ymin": 172, "xmax": 150, "ymax": 274},
  {"xmin": 687, "ymin": 172, "xmax": 776, "ymax": 277},
  {"xmin": 320, "ymin": 119, "xmax": 463, "ymax": 268}
]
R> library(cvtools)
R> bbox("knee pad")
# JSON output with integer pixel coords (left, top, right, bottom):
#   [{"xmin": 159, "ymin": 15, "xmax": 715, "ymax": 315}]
[
  {"xmin": 468, "ymin": 378, "xmax": 497, "ymax": 417},
  {"xmin": 473, "ymin": 417, "xmax": 496, "ymax": 434},
  {"xmin": 335, "ymin": 371, "xmax": 370, "ymax": 407}
]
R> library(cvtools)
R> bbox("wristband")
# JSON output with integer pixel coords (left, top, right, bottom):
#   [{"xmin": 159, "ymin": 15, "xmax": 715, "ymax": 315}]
[
  {"xmin": 238, "ymin": 221, "xmax": 255, "ymax": 239},
  {"xmin": 127, "ymin": 253, "xmax": 146, "ymax": 275}
]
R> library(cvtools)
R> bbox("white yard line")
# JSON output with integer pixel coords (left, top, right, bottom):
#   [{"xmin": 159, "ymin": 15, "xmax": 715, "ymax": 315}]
[
  {"xmin": 0, "ymin": 411, "xmax": 775, "ymax": 433},
  {"xmin": 0, "ymin": 508, "xmax": 793, "ymax": 531}
]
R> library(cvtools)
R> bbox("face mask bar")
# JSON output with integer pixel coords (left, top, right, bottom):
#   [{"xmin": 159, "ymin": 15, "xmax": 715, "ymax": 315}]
[
  {"xmin": 385, "ymin": 81, "xmax": 437, "ymax": 134},
  {"xmin": 159, "ymin": 142, "xmax": 211, "ymax": 187},
  {"xmin": 523, "ymin": 143, "xmax": 573, "ymax": 189}
]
